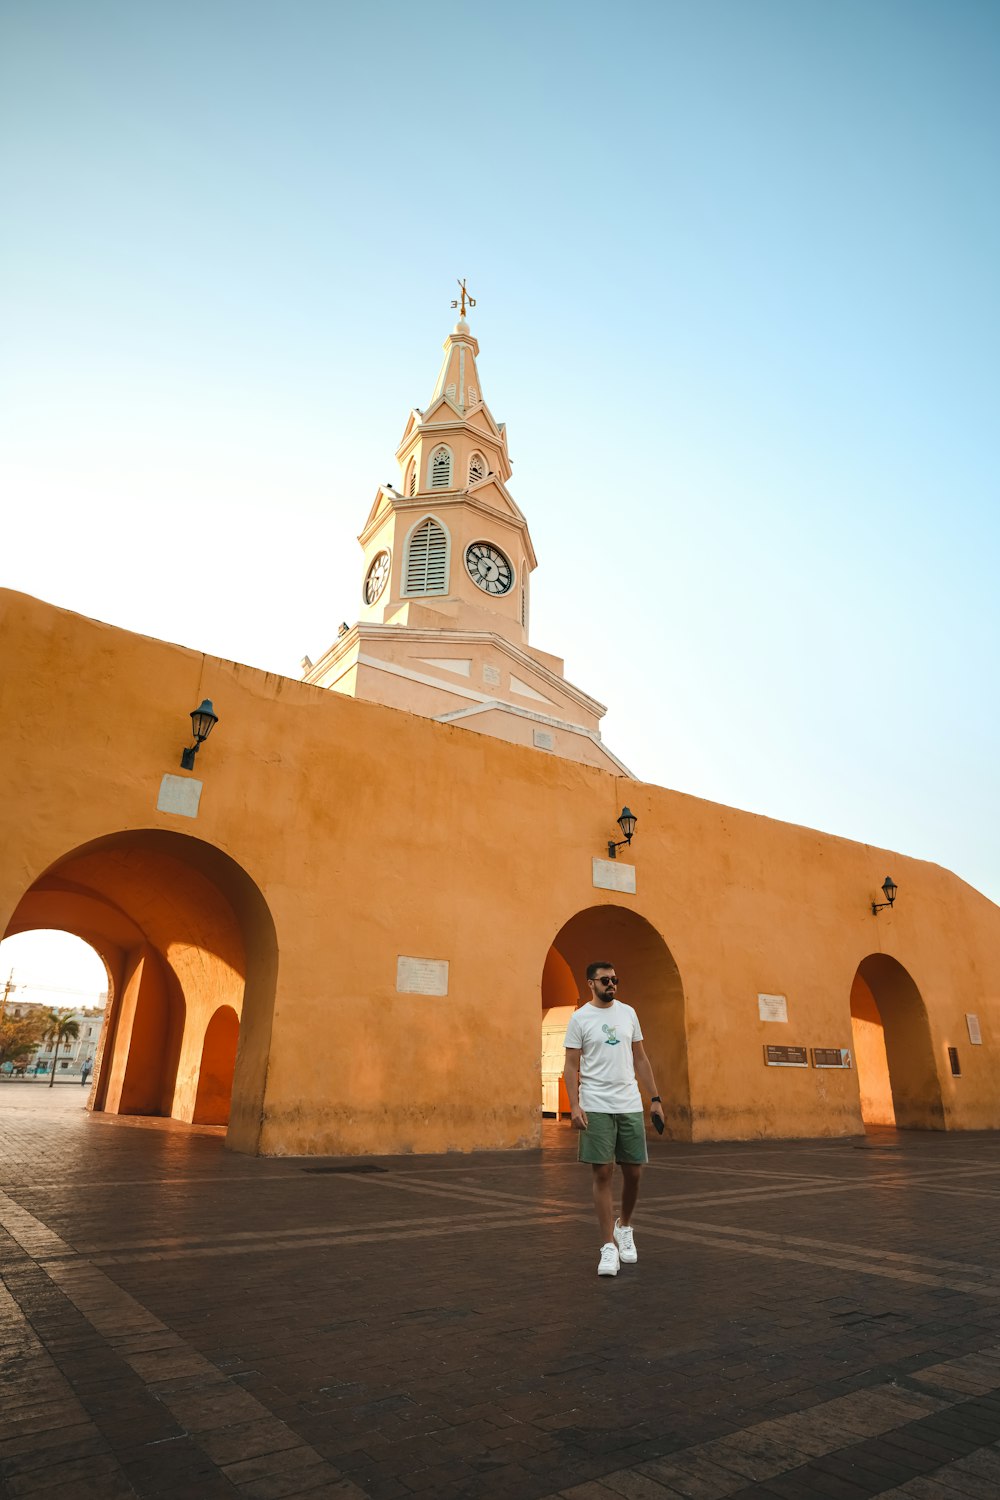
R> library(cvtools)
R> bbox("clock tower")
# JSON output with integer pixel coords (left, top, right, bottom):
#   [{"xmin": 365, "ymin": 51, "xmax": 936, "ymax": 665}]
[{"xmin": 304, "ymin": 305, "xmax": 630, "ymax": 775}]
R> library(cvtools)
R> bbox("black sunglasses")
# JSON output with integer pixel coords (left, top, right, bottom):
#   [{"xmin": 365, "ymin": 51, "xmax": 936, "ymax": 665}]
[{"xmin": 596, "ymin": 976, "xmax": 618, "ymax": 986}]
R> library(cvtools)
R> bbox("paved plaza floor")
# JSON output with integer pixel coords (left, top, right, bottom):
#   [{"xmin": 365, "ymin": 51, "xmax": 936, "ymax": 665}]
[{"xmin": 4, "ymin": 1087, "xmax": 1000, "ymax": 1500}]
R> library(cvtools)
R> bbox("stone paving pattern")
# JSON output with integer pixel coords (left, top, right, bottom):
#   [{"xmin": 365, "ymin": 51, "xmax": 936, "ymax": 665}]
[{"xmin": 4, "ymin": 1086, "xmax": 1000, "ymax": 1499}]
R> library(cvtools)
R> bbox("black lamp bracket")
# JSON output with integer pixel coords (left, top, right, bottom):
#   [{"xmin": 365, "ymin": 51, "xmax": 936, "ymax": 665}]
[
  {"xmin": 871, "ymin": 877, "xmax": 898, "ymax": 916},
  {"xmin": 180, "ymin": 699, "xmax": 218, "ymax": 772},
  {"xmin": 607, "ymin": 806, "xmax": 637, "ymax": 860}
]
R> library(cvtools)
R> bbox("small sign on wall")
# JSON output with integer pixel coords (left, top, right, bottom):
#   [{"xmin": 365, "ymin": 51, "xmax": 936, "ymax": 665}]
[
  {"xmin": 764, "ymin": 1045, "xmax": 808, "ymax": 1067},
  {"xmin": 157, "ymin": 774, "xmax": 202, "ymax": 818},
  {"xmin": 592, "ymin": 858, "xmax": 636, "ymax": 894},
  {"xmin": 758, "ymin": 994, "xmax": 788, "ymax": 1023},
  {"xmin": 396, "ymin": 957, "xmax": 449, "ymax": 996},
  {"xmin": 812, "ymin": 1048, "xmax": 852, "ymax": 1069},
  {"xmin": 966, "ymin": 1014, "xmax": 982, "ymax": 1045}
]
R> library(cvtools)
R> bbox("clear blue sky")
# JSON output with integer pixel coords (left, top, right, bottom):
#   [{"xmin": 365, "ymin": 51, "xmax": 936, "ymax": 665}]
[{"xmin": 2, "ymin": 0, "xmax": 999, "ymax": 916}]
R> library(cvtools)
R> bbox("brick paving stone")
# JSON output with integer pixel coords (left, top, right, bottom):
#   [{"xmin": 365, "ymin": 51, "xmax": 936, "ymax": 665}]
[
  {"xmin": 881, "ymin": 1480, "xmax": 983, "ymax": 1499},
  {"xmin": 599, "ymin": 1472, "xmax": 682, "ymax": 1497},
  {"xmin": 558, "ymin": 1485, "xmax": 635, "ymax": 1499},
  {"xmin": 238, "ymin": 1466, "xmax": 352, "ymax": 1499},
  {"xmin": 0, "ymin": 1424, "xmax": 102, "ymax": 1462},
  {"xmin": 948, "ymin": 1446, "xmax": 1000, "ymax": 1480},
  {"xmin": 921, "ymin": 1464, "xmax": 1000, "ymax": 1498},
  {"xmin": 3, "ymin": 1450, "xmax": 129, "ymax": 1495},
  {"xmin": 876, "ymin": 1429, "xmax": 980, "ymax": 1467},
  {"xmin": 637, "ymin": 1453, "xmax": 749, "ymax": 1497},
  {"xmin": 748, "ymin": 1470, "xmax": 874, "ymax": 1499}
]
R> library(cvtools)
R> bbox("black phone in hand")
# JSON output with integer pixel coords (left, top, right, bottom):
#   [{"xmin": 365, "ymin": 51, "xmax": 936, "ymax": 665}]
[{"xmin": 651, "ymin": 1113, "xmax": 664, "ymax": 1134}]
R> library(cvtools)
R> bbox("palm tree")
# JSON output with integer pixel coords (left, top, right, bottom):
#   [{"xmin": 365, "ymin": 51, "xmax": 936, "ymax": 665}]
[{"xmin": 42, "ymin": 1010, "xmax": 80, "ymax": 1088}]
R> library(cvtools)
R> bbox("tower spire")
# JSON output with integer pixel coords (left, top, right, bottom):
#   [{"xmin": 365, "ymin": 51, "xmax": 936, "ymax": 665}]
[{"xmin": 431, "ymin": 304, "xmax": 484, "ymax": 410}]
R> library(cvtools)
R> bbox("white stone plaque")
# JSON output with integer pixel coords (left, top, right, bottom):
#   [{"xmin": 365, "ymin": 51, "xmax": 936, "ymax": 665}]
[
  {"xmin": 157, "ymin": 774, "xmax": 203, "ymax": 819},
  {"xmin": 483, "ymin": 664, "xmax": 501, "ymax": 687},
  {"xmin": 396, "ymin": 956, "xmax": 449, "ymax": 996},
  {"xmin": 758, "ymin": 993, "xmax": 788, "ymax": 1024},
  {"xmin": 592, "ymin": 858, "xmax": 636, "ymax": 894},
  {"xmin": 966, "ymin": 1013, "xmax": 982, "ymax": 1045},
  {"xmin": 533, "ymin": 728, "xmax": 554, "ymax": 750}
]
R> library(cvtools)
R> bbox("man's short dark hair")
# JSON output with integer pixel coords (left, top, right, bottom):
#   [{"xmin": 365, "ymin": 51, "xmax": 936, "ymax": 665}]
[{"xmin": 586, "ymin": 961, "xmax": 615, "ymax": 981}]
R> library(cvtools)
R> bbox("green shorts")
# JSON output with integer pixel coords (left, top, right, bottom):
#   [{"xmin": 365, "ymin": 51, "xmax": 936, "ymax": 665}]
[{"xmin": 578, "ymin": 1111, "xmax": 648, "ymax": 1165}]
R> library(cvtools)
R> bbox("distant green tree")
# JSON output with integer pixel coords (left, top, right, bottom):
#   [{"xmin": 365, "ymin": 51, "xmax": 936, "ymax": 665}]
[
  {"xmin": 42, "ymin": 1010, "xmax": 80, "ymax": 1088},
  {"xmin": 0, "ymin": 1013, "xmax": 47, "ymax": 1069}
]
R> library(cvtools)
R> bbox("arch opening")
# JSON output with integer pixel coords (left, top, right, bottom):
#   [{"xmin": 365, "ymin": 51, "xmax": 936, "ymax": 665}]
[
  {"xmin": 850, "ymin": 954, "xmax": 944, "ymax": 1131},
  {"xmin": 541, "ymin": 905, "xmax": 691, "ymax": 1140},
  {"xmin": 0, "ymin": 928, "xmax": 109, "ymax": 1082},
  {"xmin": 193, "ymin": 1005, "xmax": 241, "ymax": 1124},
  {"xmin": 3, "ymin": 829, "xmax": 278, "ymax": 1153}
]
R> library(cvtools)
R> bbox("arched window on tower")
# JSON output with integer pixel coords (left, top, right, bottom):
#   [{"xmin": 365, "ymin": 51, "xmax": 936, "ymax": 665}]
[
  {"xmin": 468, "ymin": 452, "xmax": 486, "ymax": 486},
  {"xmin": 404, "ymin": 517, "xmax": 450, "ymax": 596},
  {"xmin": 429, "ymin": 446, "xmax": 452, "ymax": 489},
  {"xmin": 467, "ymin": 385, "xmax": 478, "ymax": 406},
  {"xmin": 405, "ymin": 459, "xmax": 416, "ymax": 497}
]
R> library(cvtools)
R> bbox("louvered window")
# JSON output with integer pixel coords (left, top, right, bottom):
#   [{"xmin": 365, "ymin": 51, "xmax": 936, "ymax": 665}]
[
  {"xmin": 445, "ymin": 382, "xmax": 456, "ymax": 402},
  {"xmin": 430, "ymin": 446, "xmax": 452, "ymax": 489},
  {"xmin": 467, "ymin": 385, "xmax": 478, "ymax": 405},
  {"xmin": 405, "ymin": 518, "xmax": 449, "ymax": 595},
  {"xmin": 468, "ymin": 453, "xmax": 486, "ymax": 485},
  {"xmin": 405, "ymin": 460, "xmax": 416, "ymax": 496}
]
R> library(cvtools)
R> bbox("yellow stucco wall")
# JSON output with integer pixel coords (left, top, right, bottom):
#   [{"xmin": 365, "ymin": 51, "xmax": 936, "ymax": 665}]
[{"xmin": 4, "ymin": 586, "xmax": 1000, "ymax": 1156}]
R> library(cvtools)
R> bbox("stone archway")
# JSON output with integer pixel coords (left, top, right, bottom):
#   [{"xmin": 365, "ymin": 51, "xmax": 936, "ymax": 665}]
[
  {"xmin": 541, "ymin": 904, "xmax": 690, "ymax": 1140},
  {"xmin": 3, "ymin": 830, "xmax": 278, "ymax": 1153},
  {"xmin": 850, "ymin": 954, "xmax": 944, "ymax": 1130}
]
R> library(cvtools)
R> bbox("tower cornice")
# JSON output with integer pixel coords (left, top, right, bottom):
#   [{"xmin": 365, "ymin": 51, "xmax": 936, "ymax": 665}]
[
  {"xmin": 395, "ymin": 411, "xmax": 510, "ymax": 471},
  {"xmin": 306, "ymin": 623, "xmax": 607, "ymax": 719},
  {"xmin": 359, "ymin": 491, "xmax": 537, "ymax": 571}
]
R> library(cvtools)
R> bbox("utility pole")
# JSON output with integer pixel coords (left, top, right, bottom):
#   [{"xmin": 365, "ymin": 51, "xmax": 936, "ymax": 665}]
[{"xmin": 0, "ymin": 969, "xmax": 13, "ymax": 1022}]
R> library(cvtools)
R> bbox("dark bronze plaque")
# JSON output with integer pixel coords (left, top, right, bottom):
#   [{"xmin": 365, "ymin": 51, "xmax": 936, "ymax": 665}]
[
  {"xmin": 812, "ymin": 1047, "xmax": 851, "ymax": 1069},
  {"xmin": 764, "ymin": 1045, "xmax": 808, "ymax": 1067}
]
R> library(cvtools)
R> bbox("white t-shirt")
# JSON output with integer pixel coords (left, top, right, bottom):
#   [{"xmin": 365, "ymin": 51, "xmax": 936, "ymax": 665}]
[{"xmin": 563, "ymin": 1000, "xmax": 643, "ymax": 1113}]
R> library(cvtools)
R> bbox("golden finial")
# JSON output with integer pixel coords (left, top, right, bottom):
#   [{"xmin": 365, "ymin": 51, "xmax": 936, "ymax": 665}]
[{"xmin": 450, "ymin": 278, "xmax": 477, "ymax": 318}]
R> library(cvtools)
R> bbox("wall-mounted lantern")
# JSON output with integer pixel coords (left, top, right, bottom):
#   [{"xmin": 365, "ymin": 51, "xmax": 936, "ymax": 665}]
[
  {"xmin": 607, "ymin": 806, "xmax": 637, "ymax": 860},
  {"xmin": 181, "ymin": 700, "xmax": 219, "ymax": 771},
  {"xmin": 871, "ymin": 875, "xmax": 897, "ymax": 915}
]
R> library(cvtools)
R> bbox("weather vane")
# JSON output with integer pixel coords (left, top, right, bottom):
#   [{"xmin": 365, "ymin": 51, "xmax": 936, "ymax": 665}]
[{"xmin": 450, "ymin": 278, "xmax": 476, "ymax": 318}]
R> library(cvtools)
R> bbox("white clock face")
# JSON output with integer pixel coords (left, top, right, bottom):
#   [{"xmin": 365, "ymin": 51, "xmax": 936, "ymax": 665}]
[
  {"xmin": 364, "ymin": 549, "xmax": 390, "ymax": 605},
  {"xmin": 465, "ymin": 542, "xmax": 513, "ymax": 596}
]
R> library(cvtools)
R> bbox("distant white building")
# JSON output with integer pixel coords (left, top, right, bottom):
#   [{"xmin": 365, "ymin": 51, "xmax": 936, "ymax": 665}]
[{"xmin": 3, "ymin": 997, "xmax": 105, "ymax": 1077}]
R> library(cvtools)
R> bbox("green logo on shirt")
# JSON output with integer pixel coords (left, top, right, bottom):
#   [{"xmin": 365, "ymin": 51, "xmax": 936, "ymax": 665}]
[{"xmin": 602, "ymin": 1024, "xmax": 620, "ymax": 1046}]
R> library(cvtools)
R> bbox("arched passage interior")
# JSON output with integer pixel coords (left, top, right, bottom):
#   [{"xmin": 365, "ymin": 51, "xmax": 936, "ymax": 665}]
[
  {"xmin": 541, "ymin": 904, "xmax": 691, "ymax": 1140},
  {"xmin": 850, "ymin": 953, "xmax": 944, "ymax": 1130},
  {"xmin": 3, "ymin": 830, "xmax": 278, "ymax": 1153}
]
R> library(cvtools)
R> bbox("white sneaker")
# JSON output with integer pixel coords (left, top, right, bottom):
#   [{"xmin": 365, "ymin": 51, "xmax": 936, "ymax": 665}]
[
  {"xmin": 613, "ymin": 1219, "xmax": 637, "ymax": 1263},
  {"xmin": 598, "ymin": 1242, "xmax": 620, "ymax": 1277}
]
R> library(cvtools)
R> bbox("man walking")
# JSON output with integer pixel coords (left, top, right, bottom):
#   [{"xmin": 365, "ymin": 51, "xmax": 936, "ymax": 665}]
[{"xmin": 563, "ymin": 961, "xmax": 664, "ymax": 1276}]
